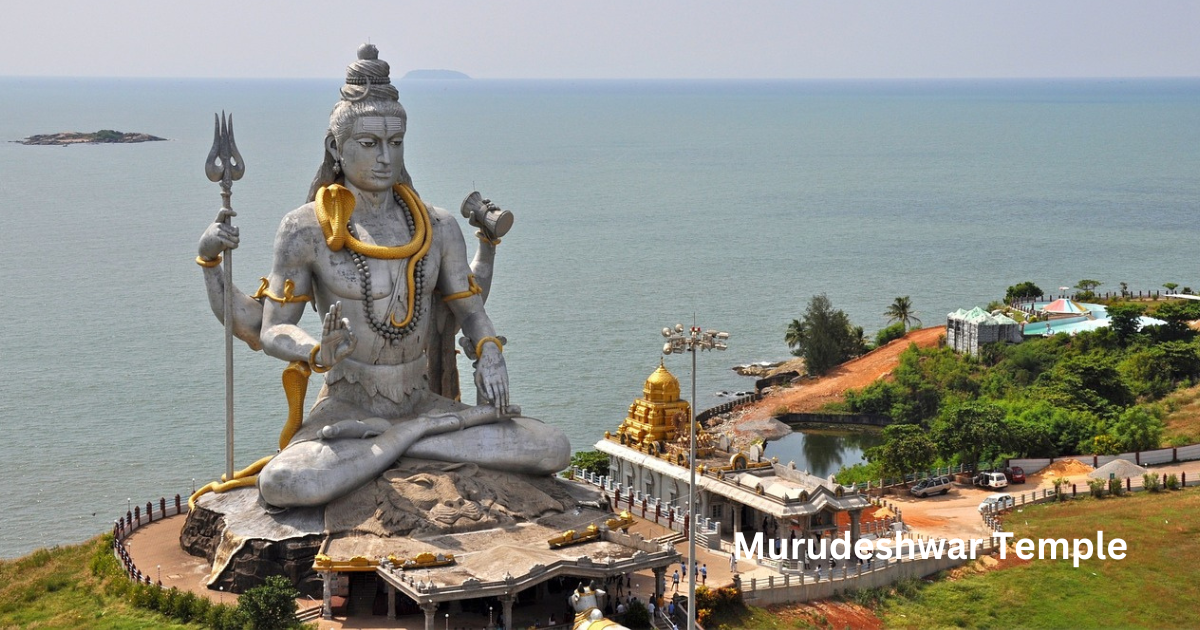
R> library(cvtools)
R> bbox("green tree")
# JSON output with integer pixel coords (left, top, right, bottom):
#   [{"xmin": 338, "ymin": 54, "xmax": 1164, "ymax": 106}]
[
  {"xmin": 570, "ymin": 450, "xmax": 610, "ymax": 476},
  {"xmin": 1091, "ymin": 434, "xmax": 1122, "ymax": 455},
  {"xmin": 1149, "ymin": 300, "xmax": 1196, "ymax": 341},
  {"xmin": 1004, "ymin": 281, "xmax": 1044, "ymax": 304},
  {"xmin": 784, "ymin": 318, "xmax": 806, "ymax": 353},
  {"xmin": 1040, "ymin": 353, "xmax": 1133, "ymax": 416},
  {"xmin": 874, "ymin": 322, "xmax": 907, "ymax": 347},
  {"xmin": 867, "ymin": 424, "xmax": 937, "ymax": 479},
  {"xmin": 884, "ymin": 296, "xmax": 922, "ymax": 330},
  {"xmin": 1109, "ymin": 406, "xmax": 1164, "ymax": 451},
  {"xmin": 238, "ymin": 575, "xmax": 300, "ymax": 630},
  {"xmin": 1164, "ymin": 282, "xmax": 1179, "ymax": 294},
  {"xmin": 1106, "ymin": 303, "xmax": 1146, "ymax": 346},
  {"xmin": 786, "ymin": 294, "xmax": 865, "ymax": 375},
  {"xmin": 1075, "ymin": 279, "xmax": 1102, "ymax": 300},
  {"xmin": 933, "ymin": 401, "xmax": 1009, "ymax": 472}
]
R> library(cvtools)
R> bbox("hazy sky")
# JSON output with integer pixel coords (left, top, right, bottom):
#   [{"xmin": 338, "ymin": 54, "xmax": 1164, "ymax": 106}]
[{"xmin": 4, "ymin": 1, "xmax": 1198, "ymax": 79}]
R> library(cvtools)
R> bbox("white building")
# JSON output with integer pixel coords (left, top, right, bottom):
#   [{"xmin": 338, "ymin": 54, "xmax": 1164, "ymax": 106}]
[{"xmin": 946, "ymin": 307, "xmax": 1022, "ymax": 356}]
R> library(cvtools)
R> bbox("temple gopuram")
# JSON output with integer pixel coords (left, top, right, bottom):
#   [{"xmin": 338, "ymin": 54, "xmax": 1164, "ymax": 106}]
[{"xmin": 596, "ymin": 363, "xmax": 872, "ymax": 549}]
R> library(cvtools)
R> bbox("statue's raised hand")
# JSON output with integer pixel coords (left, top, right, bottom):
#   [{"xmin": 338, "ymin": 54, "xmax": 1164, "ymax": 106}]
[
  {"xmin": 318, "ymin": 301, "xmax": 357, "ymax": 368},
  {"xmin": 197, "ymin": 208, "xmax": 239, "ymax": 260},
  {"xmin": 474, "ymin": 344, "xmax": 510, "ymax": 412}
]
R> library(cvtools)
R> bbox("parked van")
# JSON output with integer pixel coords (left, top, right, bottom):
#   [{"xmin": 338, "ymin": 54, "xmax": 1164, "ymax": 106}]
[
  {"xmin": 973, "ymin": 471, "xmax": 1009, "ymax": 489},
  {"xmin": 910, "ymin": 476, "xmax": 953, "ymax": 498}
]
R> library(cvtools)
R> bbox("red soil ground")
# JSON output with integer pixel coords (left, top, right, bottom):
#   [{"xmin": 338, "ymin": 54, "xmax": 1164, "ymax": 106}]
[{"xmin": 738, "ymin": 327, "xmax": 945, "ymax": 420}]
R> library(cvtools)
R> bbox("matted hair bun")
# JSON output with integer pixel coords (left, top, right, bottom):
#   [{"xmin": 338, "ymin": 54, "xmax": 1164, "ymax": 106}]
[{"xmin": 340, "ymin": 43, "xmax": 398, "ymax": 102}]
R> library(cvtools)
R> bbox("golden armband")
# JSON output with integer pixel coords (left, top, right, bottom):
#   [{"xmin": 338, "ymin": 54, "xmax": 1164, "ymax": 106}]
[
  {"xmin": 442, "ymin": 275, "xmax": 483, "ymax": 302},
  {"xmin": 252, "ymin": 278, "xmax": 313, "ymax": 304},
  {"xmin": 196, "ymin": 254, "xmax": 222, "ymax": 268}
]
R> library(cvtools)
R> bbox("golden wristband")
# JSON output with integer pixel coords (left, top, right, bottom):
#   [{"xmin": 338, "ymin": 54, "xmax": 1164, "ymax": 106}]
[
  {"xmin": 196, "ymin": 254, "xmax": 222, "ymax": 268},
  {"xmin": 476, "ymin": 230, "xmax": 501, "ymax": 246},
  {"xmin": 475, "ymin": 336, "xmax": 504, "ymax": 359},
  {"xmin": 308, "ymin": 344, "xmax": 332, "ymax": 374}
]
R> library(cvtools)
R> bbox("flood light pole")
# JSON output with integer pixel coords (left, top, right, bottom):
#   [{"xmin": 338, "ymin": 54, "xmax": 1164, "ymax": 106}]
[{"xmin": 662, "ymin": 321, "xmax": 729, "ymax": 630}]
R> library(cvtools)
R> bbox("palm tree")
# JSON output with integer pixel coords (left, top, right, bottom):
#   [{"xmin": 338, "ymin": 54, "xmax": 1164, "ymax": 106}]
[
  {"xmin": 784, "ymin": 318, "xmax": 806, "ymax": 356},
  {"xmin": 885, "ymin": 296, "xmax": 921, "ymax": 330}
]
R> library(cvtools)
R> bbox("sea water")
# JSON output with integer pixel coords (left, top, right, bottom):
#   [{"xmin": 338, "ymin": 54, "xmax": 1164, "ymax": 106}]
[{"xmin": 0, "ymin": 77, "xmax": 1197, "ymax": 558}]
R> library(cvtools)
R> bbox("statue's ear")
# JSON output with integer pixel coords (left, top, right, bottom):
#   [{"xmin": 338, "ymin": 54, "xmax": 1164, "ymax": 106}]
[{"xmin": 325, "ymin": 134, "xmax": 341, "ymax": 163}]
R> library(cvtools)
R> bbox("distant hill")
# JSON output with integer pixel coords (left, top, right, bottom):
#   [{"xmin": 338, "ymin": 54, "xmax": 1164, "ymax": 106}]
[{"xmin": 402, "ymin": 69, "xmax": 471, "ymax": 80}]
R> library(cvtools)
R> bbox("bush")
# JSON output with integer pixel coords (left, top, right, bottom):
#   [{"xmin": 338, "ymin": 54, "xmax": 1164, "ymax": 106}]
[
  {"xmin": 850, "ymin": 586, "xmax": 886, "ymax": 608},
  {"xmin": 1053, "ymin": 477, "xmax": 1069, "ymax": 501},
  {"xmin": 1166, "ymin": 473, "xmax": 1181, "ymax": 490},
  {"xmin": 1143, "ymin": 472, "xmax": 1161, "ymax": 492},
  {"xmin": 622, "ymin": 599, "xmax": 651, "ymax": 628},
  {"xmin": 1108, "ymin": 477, "xmax": 1124, "ymax": 497},
  {"xmin": 1088, "ymin": 479, "xmax": 1106, "ymax": 498},
  {"xmin": 211, "ymin": 604, "xmax": 247, "ymax": 630},
  {"xmin": 238, "ymin": 575, "xmax": 300, "ymax": 629},
  {"xmin": 570, "ymin": 450, "xmax": 610, "ymax": 476},
  {"xmin": 845, "ymin": 381, "xmax": 899, "ymax": 415},
  {"xmin": 875, "ymin": 322, "xmax": 907, "ymax": 347},
  {"xmin": 892, "ymin": 576, "xmax": 922, "ymax": 599}
]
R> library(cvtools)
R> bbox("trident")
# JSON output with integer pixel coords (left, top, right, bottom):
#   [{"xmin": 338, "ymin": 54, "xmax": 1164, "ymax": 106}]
[{"xmin": 205, "ymin": 112, "xmax": 245, "ymax": 483}]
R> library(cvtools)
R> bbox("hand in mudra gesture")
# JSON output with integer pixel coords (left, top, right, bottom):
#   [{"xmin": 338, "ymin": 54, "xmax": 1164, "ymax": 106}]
[
  {"xmin": 474, "ymin": 343, "xmax": 510, "ymax": 412},
  {"xmin": 318, "ymin": 301, "xmax": 357, "ymax": 368}
]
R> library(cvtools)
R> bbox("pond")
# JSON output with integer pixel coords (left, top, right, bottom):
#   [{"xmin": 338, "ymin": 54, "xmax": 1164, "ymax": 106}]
[{"xmin": 761, "ymin": 429, "xmax": 884, "ymax": 479}]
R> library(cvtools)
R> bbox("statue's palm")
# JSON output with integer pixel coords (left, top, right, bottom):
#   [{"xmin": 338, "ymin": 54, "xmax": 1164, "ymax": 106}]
[{"xmin": 319, "ymin": 302, "xmax": 357, "ymax": 367}]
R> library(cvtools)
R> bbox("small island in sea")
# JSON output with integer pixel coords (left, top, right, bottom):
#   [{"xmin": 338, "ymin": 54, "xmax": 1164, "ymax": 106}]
[
  {"xmin": 402, "ymin": 69, "xmax": 471, "ymax": 80},
  {"xmin": 14, "ymin": 130, "xmax": 167, "ymax": 146}
]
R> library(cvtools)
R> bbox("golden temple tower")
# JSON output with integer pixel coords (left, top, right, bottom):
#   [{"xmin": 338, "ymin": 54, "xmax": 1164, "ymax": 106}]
[{"xmin": 616, "ymin": 360, "xmax": 691, "ymax": 446}]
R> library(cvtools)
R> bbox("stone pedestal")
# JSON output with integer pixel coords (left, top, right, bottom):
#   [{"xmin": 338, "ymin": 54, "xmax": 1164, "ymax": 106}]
[{"xmin": 180, "ymin": 457, "xmax": 597, "ymax": 595}]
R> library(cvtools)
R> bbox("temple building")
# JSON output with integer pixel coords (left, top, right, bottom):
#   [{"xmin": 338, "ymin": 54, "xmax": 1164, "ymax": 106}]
[{"xmin": 596, "ymin": 363, "xmax": 872, "ymax": 549}]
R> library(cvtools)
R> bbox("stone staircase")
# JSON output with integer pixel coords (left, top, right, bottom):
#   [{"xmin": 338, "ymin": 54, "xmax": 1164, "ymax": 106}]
[{"xmin": 655, "ymin": 530, "xmax": 686, "ymax": 546}]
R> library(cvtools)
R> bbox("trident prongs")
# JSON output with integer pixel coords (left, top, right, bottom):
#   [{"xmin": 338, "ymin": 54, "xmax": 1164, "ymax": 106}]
[{"xmin": 205, "ymin": 112, "xmax": 246, "ymax": 209}]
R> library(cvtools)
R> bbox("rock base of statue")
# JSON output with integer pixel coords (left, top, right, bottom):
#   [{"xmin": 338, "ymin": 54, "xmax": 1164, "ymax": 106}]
[{"xmin": 180, "ymin": 458, "xmax": 614, "ymax": 596}]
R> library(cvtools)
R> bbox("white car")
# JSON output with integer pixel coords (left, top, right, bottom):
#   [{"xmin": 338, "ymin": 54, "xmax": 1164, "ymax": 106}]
[
  {"xmin": 974, "ymin": 471, "xmax": 1009, "ymax": 489},
  {"xmin": 910, "ymin": 475, "xmax": 953, "ymax": 498},
  {"xmin": 978, "ymin": 493, "xmax": 1014, "ymax": 513}
]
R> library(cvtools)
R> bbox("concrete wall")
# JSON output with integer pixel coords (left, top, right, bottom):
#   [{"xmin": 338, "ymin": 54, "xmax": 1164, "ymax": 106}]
[{"xmin": 1010, "ymin": 443, "xmax": 1200, "ymax": 475}]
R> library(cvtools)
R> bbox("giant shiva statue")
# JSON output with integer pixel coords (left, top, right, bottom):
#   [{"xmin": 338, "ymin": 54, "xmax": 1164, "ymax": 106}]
[{"xmin": 194, "ymin": 44, "xmax": 569, "ymax": 509}]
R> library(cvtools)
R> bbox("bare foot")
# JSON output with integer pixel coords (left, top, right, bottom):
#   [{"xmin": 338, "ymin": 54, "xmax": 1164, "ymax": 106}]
[{"xmin": 319, "ymin": 417, "xmax": 392, "ymax": 439}]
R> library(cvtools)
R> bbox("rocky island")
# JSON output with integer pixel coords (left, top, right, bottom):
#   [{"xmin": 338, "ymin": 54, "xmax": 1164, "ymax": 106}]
[
  {"xmin": 402, "ymin": 69, "xmax": 470, "ymax": 80},
  {"xmin": 15, "ymin": 130, "xmax": 166, "ymax": 146}
]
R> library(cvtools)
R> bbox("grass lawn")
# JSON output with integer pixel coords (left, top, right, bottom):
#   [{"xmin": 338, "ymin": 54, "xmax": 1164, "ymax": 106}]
[
  {"xmin": 1161, "ymin": 383, "xmax": 1200, "ymax": 445},
  {"xmin": 879, "ymin": 488, "xmax": 1200, "ymax": 629},
  {"xmin": 0, "ymin": 536, "xmax": 196, "ymax": 629}
]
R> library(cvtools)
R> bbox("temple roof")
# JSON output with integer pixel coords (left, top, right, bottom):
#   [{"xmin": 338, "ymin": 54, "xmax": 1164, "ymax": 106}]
[{"xmin": 643, "ymin": 360, "xmax": 681, "ymax": 403}]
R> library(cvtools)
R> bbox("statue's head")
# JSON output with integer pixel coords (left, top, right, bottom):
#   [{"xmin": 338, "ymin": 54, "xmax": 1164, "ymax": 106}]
[{"xmin": 308, "ymin": 44, "xmax": 413, "ymax": 201}]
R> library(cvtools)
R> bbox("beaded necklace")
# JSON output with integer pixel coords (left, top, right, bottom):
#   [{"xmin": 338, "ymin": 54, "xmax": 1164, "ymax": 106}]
[{"xmin": 344, "ymin": 191, "xmax": 428, "ymax": 344}]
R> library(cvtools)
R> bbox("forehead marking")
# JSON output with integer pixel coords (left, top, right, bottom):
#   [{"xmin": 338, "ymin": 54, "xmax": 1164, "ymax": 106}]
[{"xmin": 360, "ymin": 117, "xmax": 405, "ymax": 135}]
